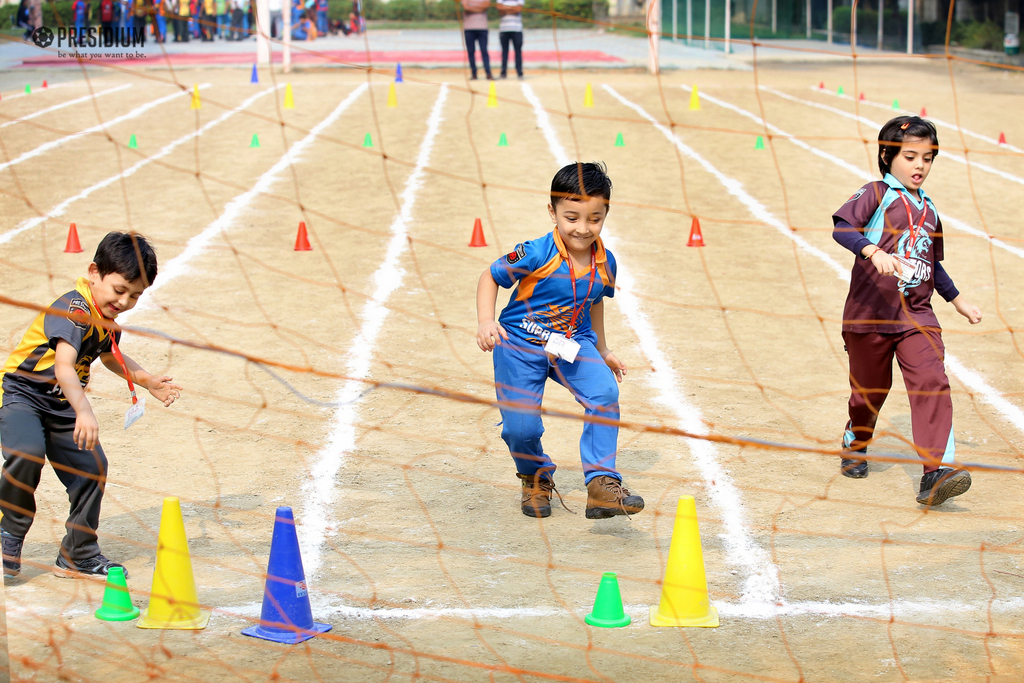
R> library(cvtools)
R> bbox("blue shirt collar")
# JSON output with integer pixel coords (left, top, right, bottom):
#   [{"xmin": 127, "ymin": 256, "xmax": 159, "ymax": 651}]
[{"xmin": 883, "ymin": 173, "xmax": 931, "ymax": 206}]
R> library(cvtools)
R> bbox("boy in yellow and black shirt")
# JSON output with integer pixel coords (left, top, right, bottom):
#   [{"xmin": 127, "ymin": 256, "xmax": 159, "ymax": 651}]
[{"xmin": 1, "ymin": 232, "xmax": 182, "ymax": 578}]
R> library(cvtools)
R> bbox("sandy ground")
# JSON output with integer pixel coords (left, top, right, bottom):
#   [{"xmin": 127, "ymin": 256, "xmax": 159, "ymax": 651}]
[{"xmin": 0, "ymin": 59, "xmax": 1023, "ymax": 682}]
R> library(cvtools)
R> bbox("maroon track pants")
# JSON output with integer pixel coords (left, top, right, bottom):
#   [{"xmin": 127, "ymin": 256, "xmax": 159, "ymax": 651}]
[{"xmin": 842, "ymin": 328, "xmax": 953, "ymax": 473}]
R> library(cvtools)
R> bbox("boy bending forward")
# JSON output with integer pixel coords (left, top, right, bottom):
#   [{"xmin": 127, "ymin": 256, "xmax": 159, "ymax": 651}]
[
  {"xmin": 1, "ymin": 232, "xmax": 181, "ymax": 578},
  {"xmin": 476, "ymin": 162, "xmax": 644, "ymax": 519}
]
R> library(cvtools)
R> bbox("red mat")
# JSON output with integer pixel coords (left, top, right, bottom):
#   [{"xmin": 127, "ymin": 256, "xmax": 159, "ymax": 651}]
[{"xmin": 22, "ymin": 48, "xmax": 624, "ymax": 67}]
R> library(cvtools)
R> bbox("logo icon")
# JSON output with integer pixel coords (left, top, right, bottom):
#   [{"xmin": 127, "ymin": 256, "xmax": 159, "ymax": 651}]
[{"xmin": 32, "ymin": 26, "xmax": 53, "ymax": 48}]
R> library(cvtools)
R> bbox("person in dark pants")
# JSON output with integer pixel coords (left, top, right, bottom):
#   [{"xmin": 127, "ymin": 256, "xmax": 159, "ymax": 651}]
[
  {"xmin": 0, "ymin": 233, "xmax": 182, "ymax": 578},
  {"xmin": 497, "ymin": 0, "xmax": 523, "ymax": 78},
  {"xmin": 461, "ymin": 0, "xmax": 492, "ymax": 80}
]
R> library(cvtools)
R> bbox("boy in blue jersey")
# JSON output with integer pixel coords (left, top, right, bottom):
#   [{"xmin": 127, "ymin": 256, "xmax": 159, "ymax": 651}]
[{"xmin": 476, "ymin": 162, "xmax": 644, "ymax": 519}]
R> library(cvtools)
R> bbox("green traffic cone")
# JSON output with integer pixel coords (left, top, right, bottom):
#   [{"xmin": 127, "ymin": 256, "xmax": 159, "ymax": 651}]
[
  {"xmin": 498, "ymin": 132, "xmax": 508, "ymax": 147},
  {"xmin": 128, "ymin": 134, "xmax": 137, "ymax": 149},
  {"xmin": 754, "ymin": 135, "xmax": 765, "ymax": 150},
  {"xmin": 25, "ymin": 84, "xmax": 31, "ymax": 94},
  {"xmin": 892, "ymin": 99, "xmax": 900, "ymax": 110},
  {"xmin": 250, "ymin": 133, "xmax": 260, "ymax": 148},
  {"xmin": 362, "ymin": 133, "xmax": 373, "ymax": 148},
  {"xmin": 614, "ymin": 132, "xmax": 624, "ymax": 147},
  {"xmin": 94, "ymin": 566, "xmax": 140, "ymax": 621},
  {"xmin": 837, "ymin": 85, "xmax": 845, "ymax": 96},
  {"xmin": 584, "ymin": 572, "xmax": 631, "ymax": 628}
]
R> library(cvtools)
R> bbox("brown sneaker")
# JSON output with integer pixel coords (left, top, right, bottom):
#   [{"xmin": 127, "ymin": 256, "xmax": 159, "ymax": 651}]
[
  {"xmin": 586, "ymin": 476, "xmax": 644, "ymax": 519},
  {"xmin": 517, "ymin": 473, "xmax": 554, "ymax": 518}
]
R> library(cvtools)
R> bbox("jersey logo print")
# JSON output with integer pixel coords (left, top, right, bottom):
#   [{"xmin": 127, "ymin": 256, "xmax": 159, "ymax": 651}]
[
  {"xmin": 506, "ymin": 243, "xmax": 527, "ymax": 265},
  {"xmin": 68, "ymin": 298, "xmax": 90, "ymax": 330},
  {"xmin": 845, "ymin": 188, "xmax": 866, "ymax": 203},
  {"xmin": 895, "ymin": 224, "xmax": 934, "ymax": 294}
]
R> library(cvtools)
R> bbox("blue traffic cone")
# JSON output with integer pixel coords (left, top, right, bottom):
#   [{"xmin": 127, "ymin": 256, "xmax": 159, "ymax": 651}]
[
  {"xmin": 250, "ymin": 64, "xmax": 259, "ymax": 84},
  {"xmin": 395, "ymin": 63, "xmax": 403, "ymax": 83},
  {"xmin": 241, "ymin": 507, "xmax": 332, "ymax": 644}
]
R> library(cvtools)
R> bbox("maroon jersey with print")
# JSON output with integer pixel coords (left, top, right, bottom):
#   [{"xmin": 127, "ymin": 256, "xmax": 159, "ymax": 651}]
[{"xmin": 832, "ymin": 178, "xmax": 944, "ymax": 334}]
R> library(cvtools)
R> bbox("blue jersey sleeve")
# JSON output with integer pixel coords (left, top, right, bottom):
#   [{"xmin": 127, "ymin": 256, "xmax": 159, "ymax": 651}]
[
  {"xmin": 600, "ymin": 250, "xmax": 617, "ymax": 299},
  {"xmin": 490, "ymin": 240, "xmax": 544, "ymax": 289}
]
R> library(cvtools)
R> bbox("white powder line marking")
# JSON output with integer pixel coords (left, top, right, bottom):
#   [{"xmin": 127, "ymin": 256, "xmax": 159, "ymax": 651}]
[
  {"xmin": 763, "ymin": 86, "xmax": 1024, "ymax": 188},
  {"xmin": 681, "ymin": 85, "xmax": 1024, "ymax": 262},
  {"xmin": 0, "ymin": 85, "xmax": 282, "ymax": 247},
  {"xmin": 0, "ymin": 84, "xmax": 210, "ymax": 173},
  {"xmin": 523, "ymin": 82, "xmax": 780, "ymax": 604},
  {"xmin": 120, "ymin": 83, "xmax": 368, "ymax": 316},
  {"xmin": 809, "ymin": 85, "xmax": 1024, "ymax": 155},
  {"xmin": 0, "ymin": 84, "xmax": 133, "ymax": 129},
  {"xmin": 607, "ymin": 87, "xmax": 1024, "ymax": 440},
  {"xmin": 299, "ymin": 84, "xmax": 450, "ymax": 582}
]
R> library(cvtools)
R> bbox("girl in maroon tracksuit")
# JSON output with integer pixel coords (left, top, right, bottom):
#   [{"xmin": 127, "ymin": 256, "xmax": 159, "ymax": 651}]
[{"xmin": 832, "ymin": 115, "xmax": 982, "ymax": 507}]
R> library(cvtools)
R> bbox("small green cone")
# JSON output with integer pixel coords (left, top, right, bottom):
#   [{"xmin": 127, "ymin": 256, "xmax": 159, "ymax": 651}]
[
  {"xmin": 128, "ymin": 134, "xmax": 137, "ymax": 149},
  {"xmin": 25, "ymin": 84, "xmax": 31, "ymax": 94},
  {"xmin": 837, "ymin": 85, "xmax": 845, "ymax": 96},
  {"xmin": 94, "ymin": 567, "xmax": 140, "ymax": 622},
  {"xmin": 498, "ymin": 132, "xmax": 508, "ymax": 147},
  {"xmin": 754, "ymin": 135, "xmax": 765, "ymax": 150},
  {"xmin": 584, "ymin": 572, "xmax": 631, "ymax": 628},
  {"xmin": 250, "ymin": 133, "xmax": 260, "ymax": 148},
  {"xmin": 614, "ymin": 132, "xmax": 625, "ymax": 147},
  {"xmin": 892, "ymin": 99, "xmax": 900, "ymax": 110},
  {"xmin": 362, "ymin": 133, "xmax": 373, "ymax": 148}
]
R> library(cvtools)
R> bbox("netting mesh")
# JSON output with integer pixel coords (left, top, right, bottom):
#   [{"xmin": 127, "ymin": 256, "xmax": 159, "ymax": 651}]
[{"xmin": 1, "ymin": 1, "xmax": 1023, "ymax": 680}]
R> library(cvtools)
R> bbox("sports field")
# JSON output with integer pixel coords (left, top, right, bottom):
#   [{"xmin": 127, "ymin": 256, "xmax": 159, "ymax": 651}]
[{"xmin": 1, "ymin": 58, "xmax": 1023, "ymax": 682}]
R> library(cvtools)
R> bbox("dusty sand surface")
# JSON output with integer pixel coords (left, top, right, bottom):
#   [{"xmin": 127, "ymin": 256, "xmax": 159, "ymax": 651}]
[{"xmin": 0, "ymin": 60, "xmax": 1022, "ymax": 682}]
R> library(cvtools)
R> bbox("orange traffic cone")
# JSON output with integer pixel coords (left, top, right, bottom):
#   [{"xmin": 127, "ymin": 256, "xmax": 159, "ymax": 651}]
[
  {"xmin": 686, "ymin": 217, "xmax": 704, "ymax": 247},
  {"xmin": 818, "ymin": 81, "xmax": 825, "ymax": 90},
  {"xmin": 294, "ymin": 222, "xmax": 312, "ymax": 251},
  {"xmin": 64, "ymin": 223, "xmax": 83, "ymax": 253},
  {"xmin": 858, "ymin": 92, "xmax": 865, "ymax": 101},
  {"xmin": 42, "ymin": 79, "xmax": 48, "ymax": 89},
  {"xmin": 998, "ymin": 132, "xmax": 1007, "ymax": 145},
  {"xmin": 468, "ymin": 218, "xmax": 487, "ymax": 247}
]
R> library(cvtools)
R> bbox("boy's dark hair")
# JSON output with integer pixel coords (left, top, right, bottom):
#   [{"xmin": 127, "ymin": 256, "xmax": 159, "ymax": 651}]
[
  {"xmin": 550, "ymin": 162, "xmax": 612, "ymax": 211},
  {"xmin": 93, "ymin": 231, "xmax": 158, "ymax": 286},
  {"xmin": 877, "ymin": 116, "xmax": 939, "ymax": 177}
]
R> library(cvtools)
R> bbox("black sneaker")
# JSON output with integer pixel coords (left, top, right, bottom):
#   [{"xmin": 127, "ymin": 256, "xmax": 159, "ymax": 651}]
[
  {"xmin": 917, "ymin": 468, "xmax": 972, "ymax": 507},
  {"xmin": 2, "ymin": 530, "xmax": 24, "ymax": 577},
  {"xmin": 54, "ymin": 553, "xmax": 128, "ymax": 579},
  {"xmin": 841, "ymin": 458, "xmax": 868, "ymax": 478}
]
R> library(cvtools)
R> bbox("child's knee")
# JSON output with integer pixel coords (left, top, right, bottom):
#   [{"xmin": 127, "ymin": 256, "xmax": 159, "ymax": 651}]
[{"xmin": 501, "ymin": 415, "xmax": 544, "ymax": 444}]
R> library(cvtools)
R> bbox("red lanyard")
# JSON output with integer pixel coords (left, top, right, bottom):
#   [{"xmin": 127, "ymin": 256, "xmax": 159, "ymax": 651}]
[
  {"xmin": 87, "ymin": 290, "xmax": 138, "ymax": 405},
  {"xmin": 565, "ymin": 248, "xmax": 597, "ymax": 340},
  {"xmin": 896, "ymin": 191, "xmax": 929, "ymax": 258}
]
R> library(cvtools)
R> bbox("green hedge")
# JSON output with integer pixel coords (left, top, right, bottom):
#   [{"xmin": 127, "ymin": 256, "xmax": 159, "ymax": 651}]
[
  {"xmin": 328, "ymin": 0, "xmax": 591, "ymax": 26},
  {"xmin": 831, "ymin": 6, "xmax": 903, "ymax": 39}
]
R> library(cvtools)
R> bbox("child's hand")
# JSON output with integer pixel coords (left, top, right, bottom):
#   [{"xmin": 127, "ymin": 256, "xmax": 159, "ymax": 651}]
[
  {"xmin": 601, "ymin": 350, "xmax": 627, "ymax": 382},
  {"xmin": 477, "ymin": 321, "xmax": 508, "ymax": 352},
  {"xmin": 952, "ymin": 297, "xmax": 982, "ymax": 325},
  {"xmin": 147, "ymin": 375, "xmax": 183, "ymax": 407},
  {"xmin": 74, "ymin": 410, "xmax": 100, "ymax": 451},
  {"xmin": 868, "ymin": 249, "xmax": 898, "ymax": 277}
]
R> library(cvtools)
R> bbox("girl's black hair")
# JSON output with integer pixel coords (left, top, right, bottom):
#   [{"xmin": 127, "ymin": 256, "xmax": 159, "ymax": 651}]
[
  {"xmin": 877, "ymin": 115, "xmax": 939, "ymax": 177},
  {"xmin": 550, "ymin": 161, "xmax": 612, "ymax": 211},
  {"xmin": 93, "ymin": 231, "xmax": 158, "ymax": 286}
]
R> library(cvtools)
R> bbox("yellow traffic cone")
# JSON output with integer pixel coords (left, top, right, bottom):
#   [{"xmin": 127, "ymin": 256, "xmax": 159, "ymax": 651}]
[
  {"xmin": 283, "ymin": 83, "xmax": 295, "ymax": 110},
  {"xmin": 649, "ymin": 496, "xmax": 719, "ymax": 627},
  {"xmin": 387, "ymin": 82, "xmax": 398, "ymax": 108},
  {"xmin": 190, "ymin": 84, "xmax": 201, "ymax": 110},
  {"xmin": 137, "ymin": 497, "xmax": 210, "ymax": 630},
  {"xmin": 688, "ymin": 86, "xmax": 700, "ymax": 111},
  {"xmin": 583, "ymin": 83, "xmax": 594, "ymax": 108},
  {"xmin": 486, "ymin": 82, "xmax": 498, "ymax": 108}
]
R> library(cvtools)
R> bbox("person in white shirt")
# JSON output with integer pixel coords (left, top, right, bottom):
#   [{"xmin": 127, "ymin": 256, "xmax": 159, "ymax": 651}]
[
  {"xmin": 497, "ymin": 0, "xmax": 523, "ymax": 78},
  {"xmin": 462, "ymin": 0, "xmax": 493, "ymax": 80}
]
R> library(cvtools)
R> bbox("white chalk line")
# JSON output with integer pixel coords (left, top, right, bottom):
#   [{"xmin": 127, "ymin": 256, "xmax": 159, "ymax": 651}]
[
  {"xmin": 0, "ymin": 84, "xmax": 209, "ymax": 174},
  {"xmin": 0, "ymin": 84, "xmax": 133, "ymax": 130},
  {"xmin": 0, "ymin": 85, "xmax": 281, "ymax": 247},
  {"xmin": 810, "ymin": 85, "xmax": 1024, "ymax": 155},
  {"xmin": 764, "ymin": 86, "xmax": 1024, "ymax": 188},
  {"xmin": 683, "ymin": 86, "xmax": 1024, "ymax": 262},
  {"xmin": 678, "ymin": 85, "xmax": 1024, "ymax": 435},
  {"xmin": 299, "ymin": 83, "xmax": 450, "ymax": 582},
  {"xmin": 523, "ymin": 82, "xmax": 780, "ymax": 605}
]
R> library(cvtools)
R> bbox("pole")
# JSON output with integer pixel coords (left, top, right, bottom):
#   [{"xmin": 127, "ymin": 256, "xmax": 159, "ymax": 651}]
[
  {"xmin": 283, "ymin": 0, "xmax": 291, "ymax": 72},
  {"xmin": 255, "ymin": 0, "xmax": 270, "ymax": 64},
  {"xmin": 827, "ymin": 0, "xmax": 832, "ymax": 43},
  {"xmin": 648, "ymin": 0, "xmax": 661, "ymax": 72},
  {"xmin": 687, "ymin": 0, "xmax": 692, "ymax": 44},
  {"xmin": 851, "ymin": 0, "xmax": 857, "ymax": 46},
  {"xmin": 906, "ymin": 0, "xmax": 914, "ymax": 53},
  {"xmin": 877, "ymin": 0, "xmax": 883, "ymax": 49},
  {"xmin": 673, "ymin": 0, "xmax": 678, "ymax": 41},
  {"xmin": 806, "ymin": 0, "xmax": 811, "ymax": 37},
  {"xmin": 772, "ymin": 0, "xmax": 776, "ymax": 33},
  {"xmin": 724, "ymin": 0, "xmax": 730, "ymax": 53},
  {"xmin": 704, "ymin": 0, "xmax": 710, "ymax": 48}
]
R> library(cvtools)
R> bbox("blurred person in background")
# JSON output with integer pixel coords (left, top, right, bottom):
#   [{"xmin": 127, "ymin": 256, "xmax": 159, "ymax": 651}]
[
  {"xmin": 462, "ymin": 0, "xmax": 493, "ymax": 80},
  {"xmin": 497, "ymin": 0, "xmax": 523, "ymax": 79}
]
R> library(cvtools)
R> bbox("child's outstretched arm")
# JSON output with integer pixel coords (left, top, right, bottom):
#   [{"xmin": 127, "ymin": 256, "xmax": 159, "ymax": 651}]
[
  {"xmin": 54, "ymin": 341, "xmax": 99, "ymax": 450},
  {"xmin": 950, "ymin": 294, "xmax": 982, "ymax": 324},
  {"xmin": 591, "ymin": 300, "xmax": 626, "ymax": 382},
  {"xmin": 101, "ymin": 352, "xmax": 182, "ymax": 407},
  {"xmin": 476, "ymin": 269, "xmax": 508, "ymax": 352}
]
